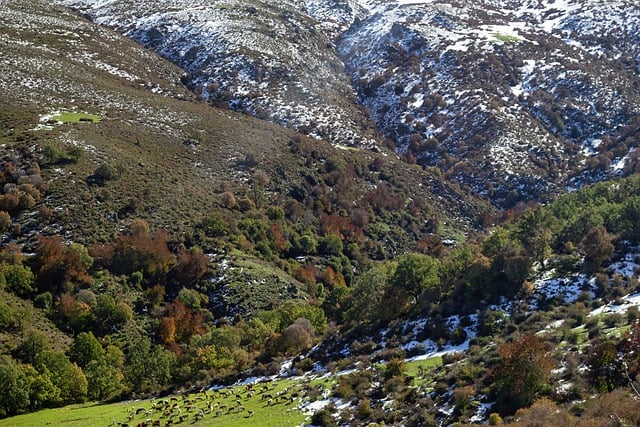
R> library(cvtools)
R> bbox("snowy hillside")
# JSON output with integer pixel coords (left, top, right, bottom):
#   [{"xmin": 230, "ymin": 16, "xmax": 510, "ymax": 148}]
[
  {"xmin": 331, "ymin": 0, "xmax": 640, "ymax": 205},
  {"xmin": 301, "ymin": 241, "xmax": 640, "ymax": 424},
  {"xmin": 60, "ymin": 0, "xmax": 381, "ymax": 147},
  {"xmin": 58, "ymin": 0, "xmax": 640, "ymax": 207}
]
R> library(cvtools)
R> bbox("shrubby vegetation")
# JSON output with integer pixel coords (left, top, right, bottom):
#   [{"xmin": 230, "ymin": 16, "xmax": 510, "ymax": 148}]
[
  {"xmin": 2, "ymin": 155, "xmax": 640, "ymax": 421},
  {"xmin": 2, "ymin": 42, "xmax": 640, "ymax": 422},
  {"xmin": 307, "ymin": 174, "xmax": 640, "ymax": 424}
]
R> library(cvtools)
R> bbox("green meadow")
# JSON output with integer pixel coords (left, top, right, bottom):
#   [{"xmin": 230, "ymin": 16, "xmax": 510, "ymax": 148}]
[
  {"xmin": 0, "ymin": 382, "xmax": 307, "ymax": 427},
  {"xmin": 0, "ymin": 356, "xmax": 447, "ymax": 427},
  {"xmin": 50, "ymin": 112, "xmax": 101, "ymax": 124},
  {"xmin": 491, "ymin": 32, "xmax": 520, "ymax": 42}
]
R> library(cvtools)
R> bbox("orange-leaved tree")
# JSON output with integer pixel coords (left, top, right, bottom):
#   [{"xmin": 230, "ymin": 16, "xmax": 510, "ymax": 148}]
[
  {"xmin": 494, "ymin": 333, "xmax": 555, "ymax": 415},
  {"xmin": 35, "ymin": 235, "xmax": 93, "ymax": 294}
]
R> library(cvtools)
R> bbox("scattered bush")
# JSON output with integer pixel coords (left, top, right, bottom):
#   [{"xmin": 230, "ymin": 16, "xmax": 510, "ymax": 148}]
[
  {"xmin": 220, "ymin": 191, "xmax": 236, "ymax": 209},
  {"xmin": 495, "ymin": 334, "xmax": 554, "ymax": 415},
  {"xmin": 43, "ymin": 144, "xmax": 82, "ymax": 164},
  {"xmin": 311, "ymin": 408, "xmax": 337, "ymax": 427},
  {"xmin": 90, "ymin": 162, "xmax": 123, "ymax": 184},
  {"xmin": 237, "ymin": 197, "xmax": 256, "ymax": 212}
]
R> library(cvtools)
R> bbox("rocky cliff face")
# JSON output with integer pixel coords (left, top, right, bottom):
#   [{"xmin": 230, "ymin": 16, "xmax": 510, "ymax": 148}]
[{"xmin": 60, "ymin": 0, "xmax": 640, "ymax": 207}]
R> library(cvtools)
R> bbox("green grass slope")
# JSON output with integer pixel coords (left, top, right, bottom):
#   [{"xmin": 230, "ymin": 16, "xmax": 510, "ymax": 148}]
[{"xmin": 0, "ymin": 355, "xmax": 447, "ymax": 427}]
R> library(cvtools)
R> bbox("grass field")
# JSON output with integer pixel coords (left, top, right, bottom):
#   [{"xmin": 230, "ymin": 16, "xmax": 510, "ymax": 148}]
[
  {"xmin": 405, "ymin": 356, "xmax": 443, "ymax": 377},
  {"xmin": 0, "ymin": 379, "xmax": 308, "ymax": 427},
  {"xmin": 492, "ymin": 32, "xmax": 520, "ymax": 42},
  {"xmin": 0, "ymin": 356, "xmax": 445, "ymax": 427}
]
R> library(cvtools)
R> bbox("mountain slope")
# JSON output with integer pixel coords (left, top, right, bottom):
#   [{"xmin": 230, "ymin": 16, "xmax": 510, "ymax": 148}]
[
  {"xmin": 0, "ymin": 0, "xmax": 436, "ymax": 240},
  {"xmin": 61, "ymin": 0, "xmax": 640, "ymax": 209},
  {"xmin": 60, "ymin": 0, "xmax": 381, "ymax": 147},
  {"xmin": 332, "ymin": 0, "xmax": 640, "ymax": 205},
  {"xmin": 1, "ymin": 0, "xmax": 491, "ymax": 334},
  {"xmin": 4, "ymin": 1, "xmax": 640, "ymax": 425}
]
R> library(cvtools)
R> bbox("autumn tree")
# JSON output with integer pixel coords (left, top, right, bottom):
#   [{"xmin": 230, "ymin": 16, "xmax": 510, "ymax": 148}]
[
  {"xmin": 88, "ymin": 242, "xmax": 115, "ymax": 269},
  {"xmin": 581, "ymin": 225, "xmax": 614, "ymax": 273},
  {"xmin": 494, "ymin": 334, "xmax": 554, "ymax": 415},
  {"xmin": 453, "ymin": 385, "xmax": 476, "ymax": 418},
  {"xmin": 169, "ymin": 246, "xmax": 209, "ymax": 287},
  {"xmin": 274, "ymin": 318, "xmax": 315, "ymax": 355},
  {"xmin": 158, "ymin": 300, "xmax": 205, "ymax": 346},
  {"xmin": 35, "ymin": 236, "xmax": 93, "ymax": 293},
  {"xmin": 321, "ymin": 265, "xmax": 346, "ymax": 289},
  {"xmin": 294, "ymin": 264, "xmax": 319, "ymax": 287},
  {"xmin": 220, "ymin": 191, "xmax": 236, "ymax": 209},
  {"xmin": 56, "ymin": 293, "xmax": 91, "ymax": 333},
  {"xmin": 111, "ymin": 228, "xmax": 173, "ymax": 281},
  {"xmin": 512, "ymin": 398, "xmax": 574, "ymax": 426},
  {"xmin": 269, "ymin": 223, "xmax": 289, "ymax": 253},
  {"xmin": 0, "ymin": 242, "xmax": 24, "ymax": 265}
]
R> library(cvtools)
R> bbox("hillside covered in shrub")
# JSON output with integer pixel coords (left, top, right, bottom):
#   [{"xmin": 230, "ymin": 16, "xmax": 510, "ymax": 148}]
[{"xmin": 2, "ymin": 0, "xmax": 640, "ymax": 425}]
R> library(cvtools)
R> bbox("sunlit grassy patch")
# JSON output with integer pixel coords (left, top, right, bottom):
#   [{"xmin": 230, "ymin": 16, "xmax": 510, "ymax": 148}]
[
  {"xmin": 2, "ymin": 376, "xmax": 310, "ymax": 427},
  {"xmin": 492, "ymin": 32, "xmax": 520, "ymax": 42},
  {"xmin": 406, "ymin": 356, "xmax": 443, "ymax": 386},
  {"xmin": 50, "ymin": 111, "xmax": 101, "ymax": 123}
]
